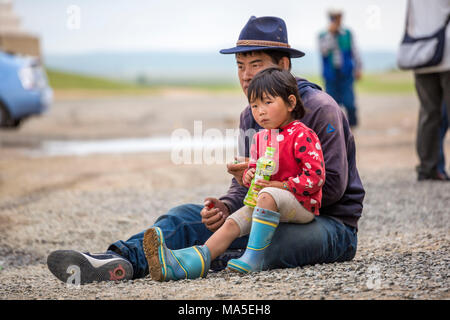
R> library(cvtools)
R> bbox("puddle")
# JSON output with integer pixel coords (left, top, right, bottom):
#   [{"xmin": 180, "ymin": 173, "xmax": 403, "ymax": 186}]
[{"xmin": 22, "ymin": 135, "xmax": 238, "ymax": 157}]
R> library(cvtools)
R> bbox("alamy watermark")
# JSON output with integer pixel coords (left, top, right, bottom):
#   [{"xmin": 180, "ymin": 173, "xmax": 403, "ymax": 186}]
[
  {"xmin": 66, "ymin": 5, "xmax": 81, "ymax": 30},
  {"xmin": 66, "ymin": 265, "xmax": 81, "ymax": 289},
  {"xmin": 365, "ymin": 263, "xmax": 382, "ymax": 290},
  {"xmin": 365, "ymin": 4, "xmax": 381, "ymax": 30},
  {"xmin": 170, "ymin": 121, "xmax": 282, "ymax": 168}
]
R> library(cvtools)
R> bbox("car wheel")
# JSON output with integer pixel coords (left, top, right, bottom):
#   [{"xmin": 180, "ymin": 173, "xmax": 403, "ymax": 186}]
[
  {"xmin": 0, "ymin": 104, "xmax": 10, "ymax": 127},
  {"xmin": 11, "ymin": 117, "xmax": 22, "ymax": 128}
]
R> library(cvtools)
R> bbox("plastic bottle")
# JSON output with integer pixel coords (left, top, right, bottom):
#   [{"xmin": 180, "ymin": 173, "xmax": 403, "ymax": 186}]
[{"xmin": 243, "ymin": 147, "xmax": 276, "ymax": 207}]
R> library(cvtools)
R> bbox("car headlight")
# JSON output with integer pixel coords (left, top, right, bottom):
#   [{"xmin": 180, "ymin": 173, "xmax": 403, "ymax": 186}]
[{"xmin": 18, "ymin": 66, "xmax": 36, "ymax": 90}]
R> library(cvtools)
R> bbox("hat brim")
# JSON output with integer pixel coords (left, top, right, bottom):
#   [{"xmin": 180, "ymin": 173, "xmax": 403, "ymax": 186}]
[{"xmin": 220, "ymin": 45, "xmax": 305, "ymax": 58}]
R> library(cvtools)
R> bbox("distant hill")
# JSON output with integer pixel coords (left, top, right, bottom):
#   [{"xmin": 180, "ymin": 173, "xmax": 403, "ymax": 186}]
[
  {"xmin": 46, "ymin": 67, "xmax": 414, "ymax": 95},
  {"xmin": 45, "ymin": 50, "xmax": 413, "ymax": 95},
  {"xmin": 44, "ymin": 50, "xmax": 400, "ymax": 84},
  {"xmin": 46, "ymin": 69, "xmax": 143, "ymax": 90}
]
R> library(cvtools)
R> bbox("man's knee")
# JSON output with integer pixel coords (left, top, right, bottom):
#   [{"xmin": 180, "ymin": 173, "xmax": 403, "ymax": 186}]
[
  {"xmin": 263, "ymin": 216, "xmax": 358, "ymax": 269},
  {"xmin": 272, "ymin": 221, "xmax": 324, "ymax": 247},
  {"xmin": 263, "ymin": 221, "xmax": 325, "ymax": 269},
  {"xmin": 155, "ymin": 203, "xmax": 201, "ymax": 223},
  {"xmin": 166, "ymin": 203, "xmax": 194, "ymax": 215}
]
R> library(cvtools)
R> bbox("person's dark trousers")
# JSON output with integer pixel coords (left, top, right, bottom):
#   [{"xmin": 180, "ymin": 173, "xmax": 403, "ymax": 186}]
[
  {"xmin": 438, "ymin": 103, "xmax": 448, "ymax": 175},
  {"xmin": 108, "ymin": 203, "xmax": 358, "ymax": 279},
  {"xmin": 414, "ymin": 71, "xmax": 450, "ymax": 178},
  {"xmin": 325, "ymin": 70, "xmax": 358, "ymax": 127}
]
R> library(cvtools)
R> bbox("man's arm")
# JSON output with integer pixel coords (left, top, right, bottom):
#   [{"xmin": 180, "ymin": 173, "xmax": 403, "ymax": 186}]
[
  {"xmin": 318, "ymin": 29, "xmax": 338, "ymax": 57},
  {"xmin": 306, "ymin": 95, "xmax": 348, "ymax": 207},
  {"xmin": 219, "ymin": 177, "xmax": 248, "ymax": 214},
  {"xmin": 219, "ymin": 107, "xmax": 254, "ymax": 214},
  {"xmin": 349, "ymin": 30, "xmax": 363, "ymax": 79}
]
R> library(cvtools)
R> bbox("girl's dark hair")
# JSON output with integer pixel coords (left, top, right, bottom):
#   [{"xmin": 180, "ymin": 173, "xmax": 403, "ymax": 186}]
[{"xmin": 247, "ymin": 67, "xmax": 305, "ymax": 120}]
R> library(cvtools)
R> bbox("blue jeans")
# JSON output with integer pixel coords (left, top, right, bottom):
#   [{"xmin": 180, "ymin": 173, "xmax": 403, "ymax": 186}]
[
  {"xmin": 108, "ymin": 204, "xmax": 358, "ymax": 279},
  {"xmin": 325, "ymin": 70, "xmax": 357, "ymax": 127}
]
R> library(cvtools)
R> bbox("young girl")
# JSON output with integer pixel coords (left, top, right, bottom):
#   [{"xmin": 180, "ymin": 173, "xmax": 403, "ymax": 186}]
[{"xmin": 143, "ymin": 68, "xmax": 325, "ymax": 281}]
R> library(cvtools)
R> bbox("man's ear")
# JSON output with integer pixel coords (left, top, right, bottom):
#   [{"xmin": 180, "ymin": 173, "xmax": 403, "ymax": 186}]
[{"xmin": 277, "ymin": 56, "xmax": 291, "ymax": 71}]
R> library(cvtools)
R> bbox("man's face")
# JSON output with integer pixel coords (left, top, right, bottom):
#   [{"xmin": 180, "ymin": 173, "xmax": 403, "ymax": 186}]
[
  {"xmin": 236, "ymin": 51, "xmax": 281, "ymax": 96},
  {"xmin": 330, "ymin": 14, "xmax": 342, "ymax": 27}
]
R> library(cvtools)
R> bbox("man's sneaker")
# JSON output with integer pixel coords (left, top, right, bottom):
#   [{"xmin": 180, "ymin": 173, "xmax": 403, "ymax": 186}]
[{"xmin": 47, "ymin": 250, "xmax": 133, "ymax": 285}]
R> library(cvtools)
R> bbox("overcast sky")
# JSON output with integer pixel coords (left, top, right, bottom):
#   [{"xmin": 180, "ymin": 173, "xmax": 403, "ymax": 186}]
[{"xmin": 13, "ymin": 0, "xmax": 408, "ymax": 55}]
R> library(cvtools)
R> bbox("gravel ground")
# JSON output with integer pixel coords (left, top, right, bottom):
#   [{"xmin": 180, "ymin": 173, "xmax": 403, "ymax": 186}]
[
  {"xmin": 0, "ymin": 171, "xmax": 449, "ymax": 300},
  {"xmin": 0, "ymin": 92, "xmax": 449, "ymax": 300}
]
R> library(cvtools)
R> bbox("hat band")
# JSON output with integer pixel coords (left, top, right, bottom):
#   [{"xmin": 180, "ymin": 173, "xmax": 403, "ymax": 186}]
[{"xmin": 236, "ymin": 39, "xmax": 291, "ymax": 48}]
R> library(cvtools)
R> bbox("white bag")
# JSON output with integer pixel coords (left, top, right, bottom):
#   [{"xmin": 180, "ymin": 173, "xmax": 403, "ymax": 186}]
[{"xmin": 397, "ymin": 11, "xmax": 450, "ymax": 70}]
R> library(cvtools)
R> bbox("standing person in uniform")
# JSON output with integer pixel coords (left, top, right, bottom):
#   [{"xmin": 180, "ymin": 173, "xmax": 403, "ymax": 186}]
[{"xmin": 319, "ymin": 9, "xmax": 362, "ymax": 128}]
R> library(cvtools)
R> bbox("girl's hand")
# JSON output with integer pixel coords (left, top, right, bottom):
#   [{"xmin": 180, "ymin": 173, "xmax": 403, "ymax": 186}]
[
  {"xmin": 243, "ymin": 168, "xmax": 256, "ymax": 186},
  {"xmin": 255, "ymin": 179, "xmax": 284, "ymax": 190}
]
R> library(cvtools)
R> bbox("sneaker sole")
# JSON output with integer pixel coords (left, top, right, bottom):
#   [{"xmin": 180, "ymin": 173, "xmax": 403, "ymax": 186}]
[
  {"xmin": 47, "ymin": 250, "xmax": 133, "ymax": 285},
  {"xmin": 143, "ymin": 228, "xmax": 165, "ymax": 281}
]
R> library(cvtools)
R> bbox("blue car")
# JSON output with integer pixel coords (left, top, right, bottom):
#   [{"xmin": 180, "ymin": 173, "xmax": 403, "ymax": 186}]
[{"xmin": 0, "ymin": 51, "xmax": 52, "ymax": 128}]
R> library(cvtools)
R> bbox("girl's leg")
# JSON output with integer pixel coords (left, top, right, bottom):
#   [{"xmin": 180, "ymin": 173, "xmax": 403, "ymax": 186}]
[
  {"xmin": 227, "ymin": 187, "xmax": 317, "ymax": 274},
  {"xmin": 255, "ymin": 192, "xmax": 278, "ymax": 211},
  {"xmin": 108, "ymin": 203, "xmax": 208, "ymax": 279},
  {"xmin": 143, "ymin": 226, "xmax": 211, "ymax": 282},
  {"xmin": 142, "ymin": 206, "xmax": 249, "ymax": 281},
  {"xmin": 227, "ymin": 192, "xmax": 281, "ymax": 273},
  {"xmin": 204, "ymin": 219, "xmax": 241, "ymax": 261},
  {"xmin": 260, "ymin": 188, "xmax": 315, "ymax": 224}
]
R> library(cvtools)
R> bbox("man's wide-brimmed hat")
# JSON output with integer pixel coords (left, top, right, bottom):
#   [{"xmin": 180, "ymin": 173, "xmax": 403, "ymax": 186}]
[{"xmin": 220, "ymin": 16, "xmax": 305, "ymax": 58}]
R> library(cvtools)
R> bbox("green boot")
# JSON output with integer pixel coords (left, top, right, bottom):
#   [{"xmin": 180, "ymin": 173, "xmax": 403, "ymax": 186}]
[
  {"xmin": 227, "ymin": 206, "xmax": 280, "ymax": 274},
  {"xmin": 143, "ymin": 227, "xmax": 211, "ymax": 281}
]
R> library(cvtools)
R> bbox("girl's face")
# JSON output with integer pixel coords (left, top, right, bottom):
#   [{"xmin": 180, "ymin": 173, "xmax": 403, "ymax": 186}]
[{"xmin": 250, "ymin": 93, "xmax": 296, "ymax": 129}]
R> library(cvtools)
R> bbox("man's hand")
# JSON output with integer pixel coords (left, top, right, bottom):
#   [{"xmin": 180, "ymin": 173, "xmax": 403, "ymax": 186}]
[
  {"xmin": 201, "ymin": 198, "xmax": 230, "ymax": 232},
  {"xmin": 226, "ymin": 156, "xmax": 249, "ymax": 186}
]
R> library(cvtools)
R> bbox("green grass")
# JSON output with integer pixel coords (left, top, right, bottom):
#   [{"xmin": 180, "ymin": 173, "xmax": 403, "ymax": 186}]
[
  {"xmin": 46, "ymin": 68, "xmax": 415, "ymax": 95},
  {"xmin": 356, "ymin": 72, "xmax": 415, "ymax": 94},
  {"xmin": 46, "ymin": 69, "xmax": 240, "ymax": 93},
  {"xmin": 46, "ymin": 69, "xmax": 148, "ymax": 91},
  {"xmin": 304, "ymin": 71, "xmax": 415, "ymax": 94},
  {"xmin": 137, "ymin": 79, "xmax": 241, "ymax": 92}
]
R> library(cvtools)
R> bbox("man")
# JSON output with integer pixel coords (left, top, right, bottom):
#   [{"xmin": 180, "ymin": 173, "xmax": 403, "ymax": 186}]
[
  {"xmin": 402, "ymin": 0, "xmax": 450, "ymax": 181},
  {"xmin": 47, "ymin": 16, "xmax": 365, "ymax": 285},
  {"xmin": 318, "ymin": 10, "xmax": 362, "ymax": 128}
]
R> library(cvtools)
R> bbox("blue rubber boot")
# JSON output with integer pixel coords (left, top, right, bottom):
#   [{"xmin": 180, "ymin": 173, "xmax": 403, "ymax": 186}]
[
  {"xmin": 227, "ymin": 206, "xmax": 280, "ymax": 273},
  {"xmin": 143, "ymin": 227, "xmax": 211, "ymax": 281}
]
